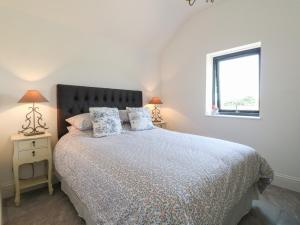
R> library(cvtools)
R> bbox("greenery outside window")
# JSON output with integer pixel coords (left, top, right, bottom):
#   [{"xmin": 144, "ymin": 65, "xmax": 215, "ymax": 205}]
[{"xmin": 212, "ymin": 48, "xmax": 261, "ymax": 117}]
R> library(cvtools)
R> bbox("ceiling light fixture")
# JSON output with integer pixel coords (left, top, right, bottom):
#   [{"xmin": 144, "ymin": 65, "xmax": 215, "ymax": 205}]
[{"xmin": 186, "ymin": 0, "xmax": 214, "ymax": 6}]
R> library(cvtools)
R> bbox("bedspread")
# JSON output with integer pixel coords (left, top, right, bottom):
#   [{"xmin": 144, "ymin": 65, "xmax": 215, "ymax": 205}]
[{"xmin": 54, "ymin": 128, "xmax": 273, "ymax": 225}]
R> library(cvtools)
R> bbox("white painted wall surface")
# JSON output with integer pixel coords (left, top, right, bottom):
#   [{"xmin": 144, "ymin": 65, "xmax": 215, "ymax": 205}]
[
  {"xmin": 0, "ymin": 6, "xmax": 161, "ymax": 197},
  {"xmin": 161, "ymin": 0, "xmax": 300, "ymax": 192},
  {"xmin": 0, "ymin": 0, "xmax": 221, "ymax": 196},
  {"xmin": 1, "ymin": 0, "xmax": 299, "ymax": 197}
]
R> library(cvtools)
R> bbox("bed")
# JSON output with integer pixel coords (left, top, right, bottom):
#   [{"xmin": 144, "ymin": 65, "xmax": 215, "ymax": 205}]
[{"xmin": 54, "ymin": 84, "xmax": 273, "ymax": 225}]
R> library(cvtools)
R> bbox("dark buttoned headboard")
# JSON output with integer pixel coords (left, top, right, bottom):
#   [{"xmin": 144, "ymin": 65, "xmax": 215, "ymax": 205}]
[{"xmin": 57, "ymin": 84, "xmax": 143, "ymax": 139}]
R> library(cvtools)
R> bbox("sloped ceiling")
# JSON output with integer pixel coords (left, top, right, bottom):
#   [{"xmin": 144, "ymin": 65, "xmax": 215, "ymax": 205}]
[{"xmin": 0, "ymin": 0, "xmax": 218, "ymax": 53}]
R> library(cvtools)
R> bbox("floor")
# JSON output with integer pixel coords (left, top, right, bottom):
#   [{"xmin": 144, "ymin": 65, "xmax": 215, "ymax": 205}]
[{"xmin": 2, "ymin": 184, "xmax": 300, "ymax": 225}]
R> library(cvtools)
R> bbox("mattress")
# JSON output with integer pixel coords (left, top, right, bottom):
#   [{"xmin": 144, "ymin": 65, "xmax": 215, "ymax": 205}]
[{"xmin": 54, "ymin": 128, "xmax": 273, "ymax": 225}]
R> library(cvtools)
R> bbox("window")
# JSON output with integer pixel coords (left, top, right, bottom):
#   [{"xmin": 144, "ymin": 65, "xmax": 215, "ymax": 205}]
[{"xmin": 212, "ymin": 47, "xmax": 261, "ymax": 117}]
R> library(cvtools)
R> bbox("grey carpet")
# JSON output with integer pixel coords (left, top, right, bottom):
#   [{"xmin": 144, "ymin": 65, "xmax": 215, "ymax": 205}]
[{"xmin": 3, "ymin": 184, "xmax": 300, "ymax": 225}]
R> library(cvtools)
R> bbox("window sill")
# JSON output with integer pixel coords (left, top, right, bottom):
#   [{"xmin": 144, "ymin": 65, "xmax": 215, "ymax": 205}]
[{"xmin": 205, "ymin": 113, "xmax": 261, "ymax": 120}]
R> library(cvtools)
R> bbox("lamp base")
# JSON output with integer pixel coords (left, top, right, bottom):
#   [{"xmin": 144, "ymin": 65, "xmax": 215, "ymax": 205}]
[
  {"xmin": 19, "ymin": 103, "xmax": 48, "ymax": 136},
  {"xmin": 152, "ymin": 105, "xmax": 163, "ymax": 123},
  {"xmin": 23, "ymin": 131, "xmax": 45, "ymax": 136},
  {"xmin": 152, "ymin": 119, "xmax": 162, "ymax": 123}
]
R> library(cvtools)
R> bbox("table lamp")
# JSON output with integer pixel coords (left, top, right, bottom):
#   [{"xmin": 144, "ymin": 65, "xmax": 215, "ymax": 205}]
[
  {"xmin": 18, "ymin": 90, "xmax": 49, "ymax": 136},
  {"xmin": 149, "ymin": 97, "xmax": 163, "ymax": 122}
]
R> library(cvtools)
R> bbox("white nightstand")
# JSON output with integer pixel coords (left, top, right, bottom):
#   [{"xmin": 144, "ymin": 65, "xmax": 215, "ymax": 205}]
[
  {"xmin": 11, "ymin": 132, "xmax": 53, "ymax": 206},
  {"xmin": 153, "ymin": 121, "xmax": 167, "ymax": 129}
]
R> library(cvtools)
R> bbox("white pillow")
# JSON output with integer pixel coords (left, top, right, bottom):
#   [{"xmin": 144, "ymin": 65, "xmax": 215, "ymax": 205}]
[
  {"xmin": 126, "ymin": 107, "xmax": 151, "ymax": 113},
  {"xmin": 121, "ymin": 122, "xmax": 132, "ymax": 131},
  {"xmin": 127, "ymin": 107, "xmax": 154, "ymax": 131},
  {"xmin": 67, "ymin": 126, "xmax": 75, "ymax": 132},
  {"xmin": 89, "ymin": 107, "xmax": 122, "ymax": 138},
  {"xmin": 66, "ymin": 113, "xmax": 92, "ymax": 131},
  {"xmin": 119, "ymin": 110, "xmax": 130, "ymax": 123},
  {"xmin": 67, "ymin": 126, "xmax": 92, "ymax": 136}
]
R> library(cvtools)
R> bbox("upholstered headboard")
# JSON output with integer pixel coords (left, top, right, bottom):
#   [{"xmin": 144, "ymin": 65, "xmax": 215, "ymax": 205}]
[{"xmin": 57, "ymin": 84, "xmax": 143, "ymax": 139}]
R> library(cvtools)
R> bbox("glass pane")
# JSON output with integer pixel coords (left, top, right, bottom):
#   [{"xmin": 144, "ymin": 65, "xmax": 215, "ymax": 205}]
[{"xmin": 218, "ymin": 54, "xmax": 259, "ymax": 111}]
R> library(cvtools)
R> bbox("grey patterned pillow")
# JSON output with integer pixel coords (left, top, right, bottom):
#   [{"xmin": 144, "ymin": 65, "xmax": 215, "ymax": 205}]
[
  {"xmin": 127, "ymin": 107, "xmax": 154, "ymax": 131},
  {"xmin": 89, "ymin": 107, "xmax": 122, "ymax": 137}
]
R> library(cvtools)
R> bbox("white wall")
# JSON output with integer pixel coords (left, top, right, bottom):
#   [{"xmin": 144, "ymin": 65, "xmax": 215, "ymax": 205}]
[
  {"xmin": 161, "ymin": 0, "xmax": 300, "ymax": 192},
  {"xmin": 1, "ymin": 0, "xmax": 300, "ymax": 197},
  {"xmin": 0, "ymin": 7, "xmax": 160, "ymax": 197}
]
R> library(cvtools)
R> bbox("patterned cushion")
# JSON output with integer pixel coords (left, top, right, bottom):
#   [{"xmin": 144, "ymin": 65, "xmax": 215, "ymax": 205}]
[
  {"xmin": 89, "ymin": 107, "xmax": 122, "ymax": 137},
  {"xmin": 127, "ymin": 107, "xmax": 154, "ymax": 131}
]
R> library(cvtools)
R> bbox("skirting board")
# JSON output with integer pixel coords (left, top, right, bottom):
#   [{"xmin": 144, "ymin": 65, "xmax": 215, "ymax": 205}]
[
  {"xmin": 0, "ymin": 189, "xmax": 2, "ymax": 225},
  {"xmin": 1, "ymin": 176, "xmax": 59, "ymax": 199},
  {"xmin": 273, "ymin": 173, "xmax": 300, "ymax": 193},
  {"xmin": 1, "ymin": 181, "xmax": 15, "ymax": 199},
  {"xmin": 1, "ymin": 181, "xmax": 50, "ymax": 199}
]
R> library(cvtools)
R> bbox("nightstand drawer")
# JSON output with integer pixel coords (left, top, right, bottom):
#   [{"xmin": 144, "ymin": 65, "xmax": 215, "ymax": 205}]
[
  {"xmin": 18, "ymin": 148, "xmax": 49, "ymax": 163},
  {"xmin": 18, "ymin": 138, "xmax": 48, "ymax": 151}
]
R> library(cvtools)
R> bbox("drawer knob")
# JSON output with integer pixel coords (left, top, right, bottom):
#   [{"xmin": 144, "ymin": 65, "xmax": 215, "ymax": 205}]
[
  {"xmin": 32, "ymin": 141, "xmax": 36, "ymax": 147},
  {"xmin": 32, "ymin": 151, "xmax": 36, "ymax": 157}
]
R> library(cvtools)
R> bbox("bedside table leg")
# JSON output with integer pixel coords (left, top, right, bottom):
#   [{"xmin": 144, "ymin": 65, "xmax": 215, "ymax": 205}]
[
  {"xmin": 13, "ymin": 164, "xmax": 20, "ymax": 206},
  {"xmin": 48, "ymin": 160, "xmax": 53, "ymax": 195},
  {"xmin": 48, "ymin": 184, "xmax": 53, "ymax": 195}
]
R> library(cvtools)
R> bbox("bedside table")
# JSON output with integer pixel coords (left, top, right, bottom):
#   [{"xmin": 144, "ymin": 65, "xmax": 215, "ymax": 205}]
[
  {"xmin": 11, "ymin": 132, "xmax": 53, "ymax": 206},
  {"xmin": 153, "ymin": 121, "xmax": 167, "ymax": 129}
]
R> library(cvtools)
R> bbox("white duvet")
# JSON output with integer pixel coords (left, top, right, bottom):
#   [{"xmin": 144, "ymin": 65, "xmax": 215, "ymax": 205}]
[{"xmin": 54, "ymin": 128, "xmax": 273, "ymax": 225}]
